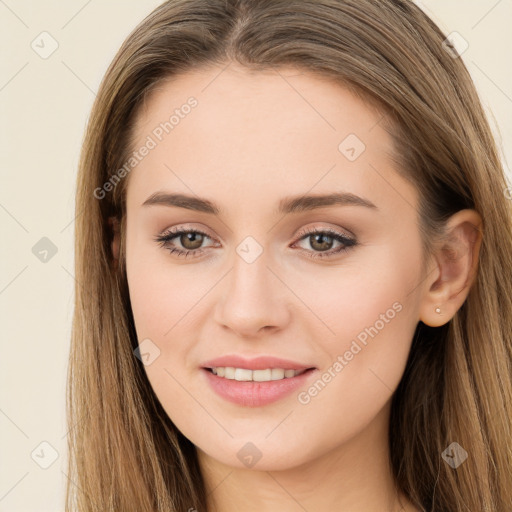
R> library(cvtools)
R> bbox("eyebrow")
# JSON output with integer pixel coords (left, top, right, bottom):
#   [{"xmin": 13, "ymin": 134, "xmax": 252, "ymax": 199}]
[{"xmin": 142, "ymin": 191, "xmax": 378, "ymax": 215}]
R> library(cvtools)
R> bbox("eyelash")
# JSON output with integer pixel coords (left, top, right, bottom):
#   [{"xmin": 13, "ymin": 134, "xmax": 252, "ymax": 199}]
[{"xmin": 154, "ymin": 226, "xmax": 357, "ymax": 261}]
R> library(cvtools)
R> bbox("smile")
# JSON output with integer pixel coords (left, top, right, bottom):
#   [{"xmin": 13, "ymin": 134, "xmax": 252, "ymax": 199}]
[
  {"xmin": 209, "ymin": 367, "xmax": 308, "ymax": 381},
  {"xmin": 202, "ymin": 367, "xmax": 317, "ymax": 407}
]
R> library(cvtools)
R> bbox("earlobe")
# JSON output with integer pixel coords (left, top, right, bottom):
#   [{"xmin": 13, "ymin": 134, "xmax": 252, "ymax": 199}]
[
  {"xmin": 419, "ymin": 209, "xmax": 483, "ymax": 327},
  {"xmin": 108, "ymin": 216, "xmax": 120, "ymax": 269}
]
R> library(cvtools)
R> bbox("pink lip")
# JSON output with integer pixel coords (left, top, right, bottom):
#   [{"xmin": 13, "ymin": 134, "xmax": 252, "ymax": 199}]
[
  {"xmin": 200, "ymin": 355, "xmax": 317, "ymax": 407},
  {"xmin": 201, "ymin": 354, "xmax": 315, "ymax": 371}
]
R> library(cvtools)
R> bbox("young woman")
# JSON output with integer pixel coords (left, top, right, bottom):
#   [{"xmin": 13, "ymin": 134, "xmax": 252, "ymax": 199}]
[{"xmin": 66, "ymin": 0, "xmax": 512, "ymax": 510}]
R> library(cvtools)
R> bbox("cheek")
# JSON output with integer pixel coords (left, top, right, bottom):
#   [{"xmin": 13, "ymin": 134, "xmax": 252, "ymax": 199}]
[
  {"xmin": 291, "ymin": 243, "xmax": 421, "ymax": 408},
  {"xmin": 128, "ymin": 263, "xmax": 196, "ymax": 339},
  {"xmin": 126, "ymin": 247, "xmax": 202, "ymax": 422},
  {"xmin": 289, "ymin": 242, "xmax": 419, "ymax": 348},
  {"xmin": 125, "ymin": 231, "xmax": 219, "ymax": 398},
  {"xmin": 126, "ymin": 222, "xmax": 204, "ymax": 342}
]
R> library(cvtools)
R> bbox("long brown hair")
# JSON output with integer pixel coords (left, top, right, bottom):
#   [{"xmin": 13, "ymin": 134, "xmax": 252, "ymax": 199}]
[{"xmin": 66, "ymin": 0, "xmax": 512, "ymax": 510}]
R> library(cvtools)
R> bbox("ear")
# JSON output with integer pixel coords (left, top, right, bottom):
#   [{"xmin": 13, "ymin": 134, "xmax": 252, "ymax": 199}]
[
  {"xmin": 419, "ymin": 209, "xmax": 483, "ymax": 327},
  {"xmin": 108, "ymin": 216, "xmax": 120, "ymax": 269}
]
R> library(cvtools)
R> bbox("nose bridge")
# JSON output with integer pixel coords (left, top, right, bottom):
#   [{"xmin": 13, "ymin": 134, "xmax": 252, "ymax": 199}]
[{"xmin": 213, "ymin": 237, "xmax": 289, "ymax": 336}]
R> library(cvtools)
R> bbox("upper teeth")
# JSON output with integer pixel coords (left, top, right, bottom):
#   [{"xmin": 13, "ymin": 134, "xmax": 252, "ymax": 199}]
[{"xmin": 211, "ymin": 367, "xmax": 305, "ymax": 382}]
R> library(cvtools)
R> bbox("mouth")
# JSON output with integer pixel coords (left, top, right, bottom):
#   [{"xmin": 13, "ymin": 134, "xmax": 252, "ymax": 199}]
[
  {"xmin": 203, "ymin": 366, "xmax": 315, "ymax": 382},
  {"xmin": 201, "ymin": 366, "xmax": 318, "ymax": 407}
]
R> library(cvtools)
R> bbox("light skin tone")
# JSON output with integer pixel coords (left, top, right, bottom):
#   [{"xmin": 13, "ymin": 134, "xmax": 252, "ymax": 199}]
[{"xmin": 113, "ymin": 63, "xmax": 482, "ymax": 512}]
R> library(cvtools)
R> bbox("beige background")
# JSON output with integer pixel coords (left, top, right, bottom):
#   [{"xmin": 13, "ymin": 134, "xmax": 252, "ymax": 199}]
[{"xmin": 1, "ymin": 1, "xmax": 511, "ymax": 510}]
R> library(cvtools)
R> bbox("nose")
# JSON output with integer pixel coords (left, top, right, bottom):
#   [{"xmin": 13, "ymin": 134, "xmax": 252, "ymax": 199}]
[{"xmin": 213, "ymin": 248, "xmax": 291, "ymax": 338}]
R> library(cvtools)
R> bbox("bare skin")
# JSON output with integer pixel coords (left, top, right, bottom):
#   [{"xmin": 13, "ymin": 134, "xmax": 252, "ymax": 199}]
[{"xmin": 116, "ymin": 62, "xmax": 482, "ymax": 512}]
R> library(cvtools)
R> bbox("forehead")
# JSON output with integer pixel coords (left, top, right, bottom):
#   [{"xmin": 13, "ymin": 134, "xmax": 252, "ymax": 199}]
[
  {"xmin": 131, "ymin": 64, "xmax": 388, "ymax": 151},
  {"xmin": 126, "ymin": 64, "xmax": 413, "ymax": 217}
]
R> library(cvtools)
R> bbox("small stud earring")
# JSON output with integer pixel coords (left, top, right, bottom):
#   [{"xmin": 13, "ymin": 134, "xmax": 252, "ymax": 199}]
[{"xmin": 435, "ymin": 307, "xmax": 441, "ymax": 314}]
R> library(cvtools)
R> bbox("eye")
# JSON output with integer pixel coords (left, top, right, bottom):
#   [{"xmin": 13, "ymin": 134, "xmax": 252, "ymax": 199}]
[
  {"xmin": 291, "ymin": 226, "xmax": 357, "ymax": 260},
  {"xmin": 154, "ymin": 225, "xmax": 357, "ymax": 260},
  {"xmin": 153, "ymin": 227, "xmax": 217, "ymax": 259}
]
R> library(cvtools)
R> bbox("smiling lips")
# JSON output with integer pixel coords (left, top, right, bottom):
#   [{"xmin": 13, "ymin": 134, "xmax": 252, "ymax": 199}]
[
  {"xmin": 201, "ymin": 354, "xmax": 317, "ymax": 407},
  {"xmin": 210, "ymin": 366, "xmax": 307, "ymax": 381}
]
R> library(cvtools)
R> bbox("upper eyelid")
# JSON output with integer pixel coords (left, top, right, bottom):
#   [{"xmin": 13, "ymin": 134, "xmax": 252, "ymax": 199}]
[{"xmin": 296, "ymin": 225, "xmax": 355, "ymax": 240}]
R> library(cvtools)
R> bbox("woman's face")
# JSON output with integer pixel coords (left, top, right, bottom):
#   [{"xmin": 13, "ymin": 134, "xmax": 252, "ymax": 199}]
[{"xmin": 124, "ymin": 64, "xmax": 428, "ymax": 470}]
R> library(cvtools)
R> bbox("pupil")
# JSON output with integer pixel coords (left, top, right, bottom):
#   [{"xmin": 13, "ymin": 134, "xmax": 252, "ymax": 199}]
[
  {"xmin": 312, "ymin": 234, "xmax": 332, "ymax": 251},
  {"xmin": 182, "ymin": 232, "xmax": 203, "ymax": 250}
]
